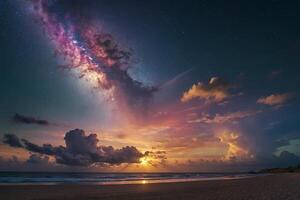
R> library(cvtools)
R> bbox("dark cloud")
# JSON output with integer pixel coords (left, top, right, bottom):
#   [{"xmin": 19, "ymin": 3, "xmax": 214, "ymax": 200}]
[
  {"xmin": 12, "ymin": 113, "xmax": 50, "ymax": 126},
  {"xmin": 27, "ymin": 154, "xmax": 50, "ymax": 165},
  {"xmin": 21, "ymin": 139, "xmax": 65, "ymax": 156},
  {"xmin": 3, "ymin": 134, "xmax": 23, "ymax": 148},
  {"xmin": 0, "ymin": 156, "xmax": 23, "ymax": 171},
  {"xmin": 277, "ymin": 151, "xmax": 300, "ymax": 163},
  {"xmin": 274, "ymin": 138, "xmax": 290, "ymax": 148},
  {"xmin": 0, "ymin": 155, "xmax": 62, "ymax": 171},
  {"xmin": 3, "ymin": 129, "xmax": 145, "ymax": 166},
  {"xmin": 254, "ymin": 151, "xmax": 300, "ymax": 169},
  {"xmin": 64, "ymin": 129, "xmax": 98, "ymax": 155},
  {"xmin": 145, "ymin": 150, "xmax": 167, "ymax": 160}
]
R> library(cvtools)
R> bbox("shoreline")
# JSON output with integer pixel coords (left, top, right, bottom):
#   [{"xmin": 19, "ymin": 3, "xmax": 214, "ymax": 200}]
[
  {"xmin": 1, "ymin": 173, "xmax": 300, "ymax": 200},
  {"xmin": 0, "ymin": 173, "xmax": 263, "ymax": 186}
]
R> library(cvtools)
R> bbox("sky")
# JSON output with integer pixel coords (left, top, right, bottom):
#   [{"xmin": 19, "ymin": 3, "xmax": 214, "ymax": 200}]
[{"xmin": 0, "ymin": 0, "xmax": 300, "ymax": 172}]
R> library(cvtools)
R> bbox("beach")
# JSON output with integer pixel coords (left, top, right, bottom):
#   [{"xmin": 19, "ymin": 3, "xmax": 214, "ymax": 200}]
[{"xmin": 0, "ymin": 173, "xmax": 299, "ymax": 200}]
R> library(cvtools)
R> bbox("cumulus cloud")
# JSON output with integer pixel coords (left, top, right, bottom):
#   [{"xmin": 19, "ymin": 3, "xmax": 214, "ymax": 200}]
[
  {"xmin": 188, "ymin": 110, "xmax": 260, "ymax": 124},
  {"xmin": 3, "ymin": 129, "xmax": 145, "ymax": 166},
  {"xmin": 217, "ymin": 132, "xmax": 252, "ymax": 160},
  {"xmin": 3, "ymin": 134, "xmax": 23, "ymax": 148},
  {"xmin": 181, "ymin": 77, "xmax": 236, "ymax": 103},
  {"xmin": 12, "ymin": 113, "xmax": 50, "ymax": 126},
  {"xmin": 257, "ymin": 92, "xmax": 295, "ymax": 106}
]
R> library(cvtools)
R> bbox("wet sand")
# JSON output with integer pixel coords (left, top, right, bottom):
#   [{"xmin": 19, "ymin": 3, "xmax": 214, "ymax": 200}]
[{"xmin": 0, "ymin": 173, "xmax": 300, "ymax": 200}]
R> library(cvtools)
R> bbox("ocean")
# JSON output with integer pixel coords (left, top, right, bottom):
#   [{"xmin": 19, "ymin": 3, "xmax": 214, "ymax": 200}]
[{"xmin": 0, "ymin": 172, "xmax": 259, "ymax": 185}]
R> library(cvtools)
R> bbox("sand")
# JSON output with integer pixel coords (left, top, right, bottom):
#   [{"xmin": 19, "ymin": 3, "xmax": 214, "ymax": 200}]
[{"xmin": 0, "ymin": 173, "xmax": 300, "ymax": 200}]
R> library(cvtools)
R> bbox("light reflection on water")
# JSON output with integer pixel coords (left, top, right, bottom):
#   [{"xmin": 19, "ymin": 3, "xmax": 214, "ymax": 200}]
[{"xmin": 94, "ymin": 175, "xmax": 259, "ymax": 185}]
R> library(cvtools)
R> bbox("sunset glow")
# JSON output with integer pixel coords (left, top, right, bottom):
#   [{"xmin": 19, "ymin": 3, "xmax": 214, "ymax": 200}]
[{"xmin": 0, "ymin": 0, "xmax": 299, "ymax": 174}]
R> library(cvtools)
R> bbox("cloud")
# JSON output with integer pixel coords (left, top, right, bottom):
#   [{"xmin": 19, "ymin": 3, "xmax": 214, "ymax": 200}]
[
  {"xmin": 3, "ymin": 129, "xmax": 145, "ymax": 166},
  {"xmin": 217, "ymin": 132, "xmax": 252, "ymax": 160},
  {"xmin": 12, "ymin": 113, "xmax": 50, "ymax": 126},
  {"xmin": 188, "ymin": 110, "xmax": 260, "ymax": 124},
  {"xmin": 3, "ymin": 134, "xmax": 23, "ymax": 148},
  {"xmin": 21, "ymin": 139, "xmax": 65, "ymax": 156},
  {"xmin": 166, "ymin": 151, "xmax": 300, "ymax": 172},
  {"xmin": 274, "ymin": 138, "xmax": 291, "ymax": 148},
  {"xmin": 277, "ymin": 150, "xmax": 298, "ymax": 160},
  {"xmin": 0, "ymin": 155, "xmax": 62, "ymax": 171},
  {"xmin": 0, "ymin": 156, "xmax": 24, "ymax": 171},
  {"xmin": 257, "ymin": 92, "xmax": 295, "ymax": 106},
  {"xmin": 181, "ymin": 77, "xmax": 235, "ymax": 103},
  {"xmin": 26, "ymin": 154, "xmax": 50, "ymax": 165},
  {"xmin": 144, "ymin": 150, "xmax": 167, "ymax": 160}
]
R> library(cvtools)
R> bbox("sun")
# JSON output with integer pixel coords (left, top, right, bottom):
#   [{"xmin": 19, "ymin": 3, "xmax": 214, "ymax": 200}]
[{"xmin": 139, "ymin": 157, "xmax": 149, "ymax": 166}]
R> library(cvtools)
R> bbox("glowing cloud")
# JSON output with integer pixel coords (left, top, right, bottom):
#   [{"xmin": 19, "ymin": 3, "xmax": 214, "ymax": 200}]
[
  {"xmin": 217, "ymin": 132, "xmax": 251, "ymax": 160},
  {"xmin": 257, "ymin": 92, "xmax": 295, "ymax": 106},
  {"xmin": 181, "ymin": 77, "xmax": 235, "ymax": 103}
]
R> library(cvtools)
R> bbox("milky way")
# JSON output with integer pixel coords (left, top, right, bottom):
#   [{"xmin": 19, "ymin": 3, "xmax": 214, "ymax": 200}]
[{"xmin": 31, "ymin": 0, "xmax": 156, "ymax": 111}]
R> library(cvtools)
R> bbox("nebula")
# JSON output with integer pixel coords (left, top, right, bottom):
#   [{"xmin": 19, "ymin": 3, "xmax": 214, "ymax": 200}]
[{"xmin": 30, "ymin": 0, "xmax": 156, "ymax": 112}]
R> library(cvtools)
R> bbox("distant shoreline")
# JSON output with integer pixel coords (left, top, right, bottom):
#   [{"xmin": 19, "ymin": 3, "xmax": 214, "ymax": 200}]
[{"xmin": 259, "ymin": 165, "xmax": 300, "ymax": 173}]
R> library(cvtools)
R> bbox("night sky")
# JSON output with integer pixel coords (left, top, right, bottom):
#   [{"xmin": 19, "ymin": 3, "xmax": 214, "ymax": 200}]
[{"xmin": 0, "ymin": 0, "xmax": 300, "ymax": 172}]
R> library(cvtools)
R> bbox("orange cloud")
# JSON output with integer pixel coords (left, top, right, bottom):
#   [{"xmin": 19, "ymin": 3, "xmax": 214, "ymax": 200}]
[
  {"xmin": 181, "ymin": 77, "xmax": 235, "ymax": 103},
  {"xmin": 217, "ymin": 131, "xmax": 252, "ymax": 160},
  {"xmin": 257, "ymin": 92, "xmax": 295, "ymax": 106}
]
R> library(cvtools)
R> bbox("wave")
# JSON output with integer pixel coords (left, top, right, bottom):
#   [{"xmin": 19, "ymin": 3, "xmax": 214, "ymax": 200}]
[{"xmin": 0, "ymin": 172, "xmax": 260, "ymax": 185}]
